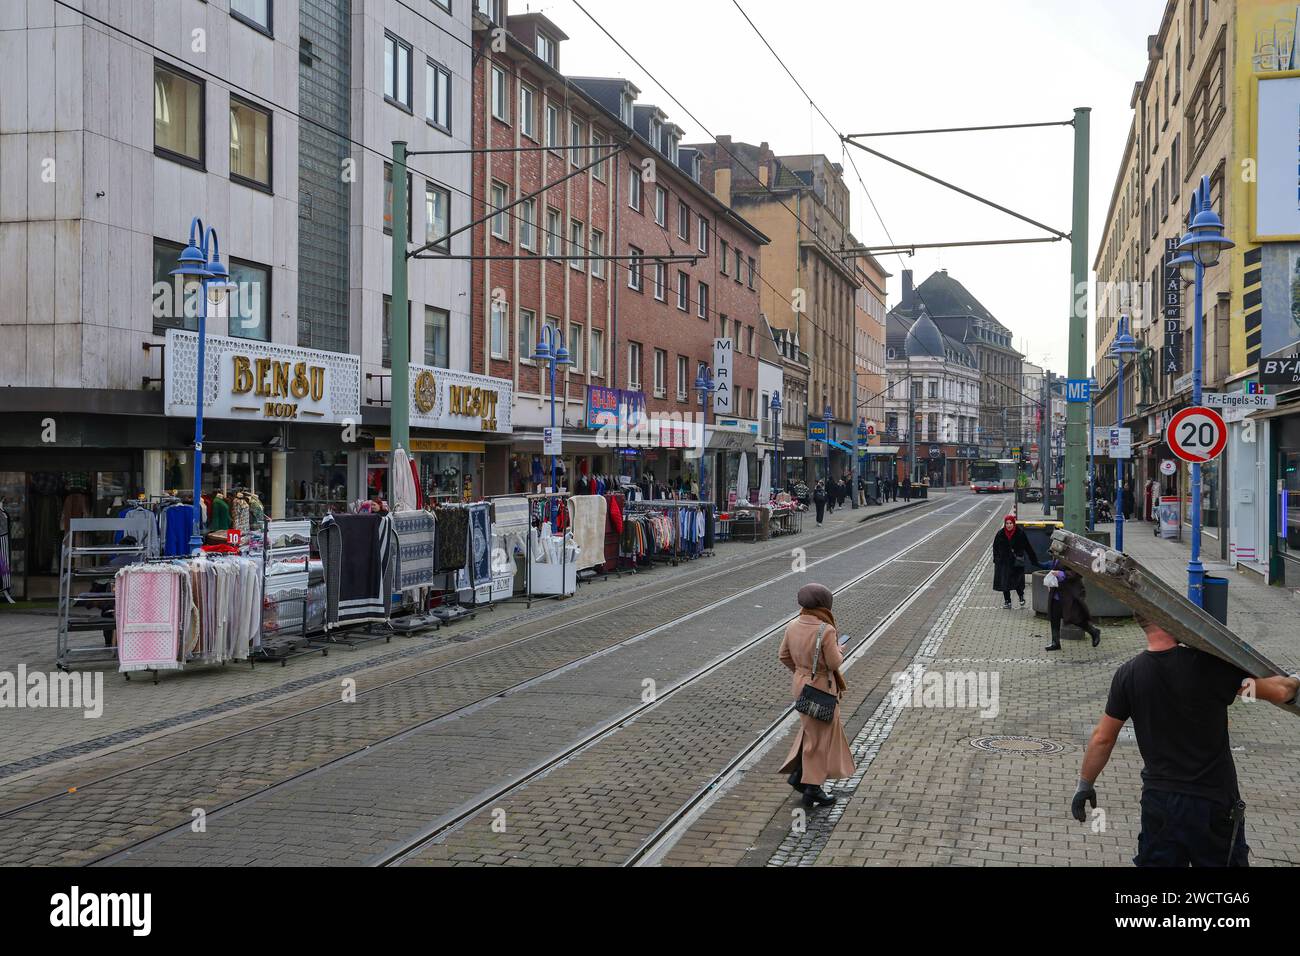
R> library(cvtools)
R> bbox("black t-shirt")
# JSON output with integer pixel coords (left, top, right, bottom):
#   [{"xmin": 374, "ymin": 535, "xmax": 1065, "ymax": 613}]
[{"xmin": 1105, "ymin": 646, "xmax": 1249, "ymax": 803}]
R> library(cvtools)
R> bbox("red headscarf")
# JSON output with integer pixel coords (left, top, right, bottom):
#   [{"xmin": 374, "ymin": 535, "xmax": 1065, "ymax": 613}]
[{"xmin": 1003, "ymin": 514, "xmax": 1017, "ymax": 540}]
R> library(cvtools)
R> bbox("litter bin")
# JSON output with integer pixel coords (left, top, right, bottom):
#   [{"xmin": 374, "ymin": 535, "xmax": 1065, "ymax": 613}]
[
  {"xmin": 1017, "ymin": 519, "xmax": 1063, "ymax": 565},
  {"xmin": 1201, "ymin": 575, "xmax": 1228, "ymax": 627}
]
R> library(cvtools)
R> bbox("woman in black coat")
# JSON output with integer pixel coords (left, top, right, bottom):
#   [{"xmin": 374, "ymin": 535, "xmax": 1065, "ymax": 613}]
[
  {"xmin": 991, "ymin": 514, "xmax": 1039, "ymax": 609},
  {"xmin": 1043, "ymin": 560, "xmax": 1102, "ymax": 651},
  {"xmin": 812, "ymin": 481, "xmax": 827, "ymax": 525}
]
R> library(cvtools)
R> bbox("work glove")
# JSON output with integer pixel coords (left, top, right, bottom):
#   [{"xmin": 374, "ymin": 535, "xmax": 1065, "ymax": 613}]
[{"xmin": 1071, "ymin": 778, "xmax": 1097, "ymax": 823}]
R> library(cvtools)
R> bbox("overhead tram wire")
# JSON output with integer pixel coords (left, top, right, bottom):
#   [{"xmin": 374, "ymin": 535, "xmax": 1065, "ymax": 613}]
[{"xmin": 56, "ymin": 0, "xmax": 868, "ymax": 397}]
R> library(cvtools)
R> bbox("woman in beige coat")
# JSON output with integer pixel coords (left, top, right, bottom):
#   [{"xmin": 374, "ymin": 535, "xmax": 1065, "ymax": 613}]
[{"xmin": 778, "ymin": 583, "xmax": 855, "ymax": 808}]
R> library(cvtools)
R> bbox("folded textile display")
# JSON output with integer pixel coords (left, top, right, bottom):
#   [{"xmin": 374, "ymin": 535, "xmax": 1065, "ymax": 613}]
[
  {"xmin": 115, "ymin": 565, "xmax": 185, "ymax": 672},
  {"xmin": 435, "ymin": 506, "xmax": 469, "ymax": 573},
  {"xmin": 568, "ymin": 495, "xmax": 607, "ymax": 572},
  {"xmin": 492, "ymin": 496, "xmax": 530, "ymax": 555},
  {"xmin": 468, "ymin": 503, "xmax": 492, "ymax": 585},
  {"xmin": 320, "ymin": 513, "xmax": 392, "ymax": 630},
  {"xmin": 393, "ymin": 509, "xmax": 437, "ymax": 591}
]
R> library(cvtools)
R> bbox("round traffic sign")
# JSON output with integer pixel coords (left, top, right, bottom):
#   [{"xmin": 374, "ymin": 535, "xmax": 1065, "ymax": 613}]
[
  {"xmin": 1165, "ymin": 406, "xmax": 1227, "ymax": 463},
  {"xmin": 1160, "ymin": 459, "xmax": 1177, "ymax": 476}
]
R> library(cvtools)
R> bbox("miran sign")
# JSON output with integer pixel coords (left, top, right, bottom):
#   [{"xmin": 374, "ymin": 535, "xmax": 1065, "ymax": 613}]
[
  {"xmin": 408, "ymin": 364, "xmax": 514, "ymax": 434},
  {"xmin": 164, "ymin": 330, "xmax": 361, "ymax": 425}
]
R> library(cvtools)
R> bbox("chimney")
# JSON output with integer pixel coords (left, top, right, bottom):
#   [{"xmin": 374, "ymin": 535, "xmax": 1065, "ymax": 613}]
[
  {"xmin": 902, "ymin": 270, "xmax": 915, "ymax": 311},
  {"xmin": 713, "ymin": 167, "xmax": 732, "ymax": 206}
]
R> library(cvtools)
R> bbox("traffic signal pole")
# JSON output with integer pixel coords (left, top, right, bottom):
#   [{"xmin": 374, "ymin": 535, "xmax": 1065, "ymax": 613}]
[{"xmin": 1064, "ymin": 107, "xmax": 1091, "ymax": 532}]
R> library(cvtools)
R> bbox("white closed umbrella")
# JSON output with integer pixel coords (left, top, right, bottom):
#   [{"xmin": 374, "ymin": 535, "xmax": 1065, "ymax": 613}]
[
  {"xmin": 736, "ymin": 452, "xmax": 749, "ymax": 505},
  {"xmin": 391, "ymin": 446, "xmax": 416, "ymax": 512},
  {"xmin": 758, "ymin": 452, "xmax": 771, "ymax": 505}
]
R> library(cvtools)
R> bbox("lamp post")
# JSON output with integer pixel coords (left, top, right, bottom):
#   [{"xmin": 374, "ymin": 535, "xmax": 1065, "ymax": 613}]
[
  {"xmin": 694, "ymin": 367, "xmax": 716, "ymax": 505},
  {"xmin": 171, "ymin": 217, "xmax": 233, "ymax": 551},
  {"xmin": 770, "ymin": 390, "xmax": 783, "ymax": 494},
  {"xmin": 823, "ymin": 400, "xmax": 834, "ymax": 486},
  {"xmin": 1106, "ymin": 315, "xmax": 1139, "ymax": 552},
  {"xmin": 532, "ymin": 325, "xmax": 574, "ymax": 523},
  {"xmin": 1088, "ymin": 369, "xmax": 1099, "ymax": 531},
  {"xmin": 1168, "ymin": 174, "xmax": 1234, "ymax": 607}
]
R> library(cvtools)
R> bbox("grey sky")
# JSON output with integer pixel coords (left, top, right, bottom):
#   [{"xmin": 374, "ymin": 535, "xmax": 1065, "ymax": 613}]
[{"xmin": 553, "ymin": 0, "xmax": 1165, "ymax": 373}]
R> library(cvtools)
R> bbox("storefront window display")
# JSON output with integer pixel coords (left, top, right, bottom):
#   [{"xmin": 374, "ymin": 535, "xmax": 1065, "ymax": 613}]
[
  {"xmin": 1182, "ymin": 458, "xmax": 1220, "ymax": 538},
  {"xmin": 1280, "ymin": 448, "xmax": 1300, "ymax": 566},
  {"xmin": 288, "ymin": 450, "xmax": 349, "ymax": 519},
  {"xmin": 421, "ymin": 452, "xmax": 474, "ymax": 502},
  {"xmin": 162, "ymin": 449, "xmax": 271, "ymax": 498}
]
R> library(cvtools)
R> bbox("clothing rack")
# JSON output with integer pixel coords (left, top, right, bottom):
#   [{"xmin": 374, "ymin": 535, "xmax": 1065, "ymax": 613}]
[
  {"xmin": 0, "ymin": 502, "xmax": 13, "ymax": 603},
  {"xmin": 620, "ymin": 500, "xmax": 713, "ymax": 567},
  {"xmin": 57, "ymin": 518, "xmax": 145, "ymax": 670},
  {"xmin": 258, "ymin": 518, "xmax": 329, "ymax": 664}
]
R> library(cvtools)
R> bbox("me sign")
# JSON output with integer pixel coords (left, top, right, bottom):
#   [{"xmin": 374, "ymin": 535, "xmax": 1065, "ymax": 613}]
[{"xmin": 1065, "ymin": 378, "xmax": 1091, "ymax": 403}]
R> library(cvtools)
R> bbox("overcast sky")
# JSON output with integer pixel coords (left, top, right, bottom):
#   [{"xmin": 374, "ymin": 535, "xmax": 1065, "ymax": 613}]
[{"xmin": 551, "ymin": 0, "xmax": 1166, "ymax": 374}]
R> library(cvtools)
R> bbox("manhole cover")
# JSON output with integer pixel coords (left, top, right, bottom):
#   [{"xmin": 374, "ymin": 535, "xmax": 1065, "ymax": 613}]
[{"xmin": 969, "ymin": 735, "xmax": 1066, "ymax": 756}]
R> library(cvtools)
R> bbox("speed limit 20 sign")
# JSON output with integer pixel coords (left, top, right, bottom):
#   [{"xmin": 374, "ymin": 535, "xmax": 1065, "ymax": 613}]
[{"xmin": 1166, "ymin": 406, "xmax": 1228, "ymax": 463}]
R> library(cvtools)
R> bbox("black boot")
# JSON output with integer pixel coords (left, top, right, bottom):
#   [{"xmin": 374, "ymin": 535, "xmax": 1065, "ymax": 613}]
[
  {"xmin": 1089, "ymin": 624, "xmax": 1101, "ymax": 648},
  {"xmin": 802, "ymin": 785, "xmax": 837, "ymax": 809},
  {"xmin": 787, "ymin": 770, "xmax": 803, "ymax": 791},
  {"xmin": 1045, "ymin": 629, "xmax": 1061, "ymax": 651}
]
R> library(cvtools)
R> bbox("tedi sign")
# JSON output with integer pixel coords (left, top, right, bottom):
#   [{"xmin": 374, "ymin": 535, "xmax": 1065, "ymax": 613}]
[{"xmin": 50, "ymin": 886, "xmax": 151, "ymax": 936}]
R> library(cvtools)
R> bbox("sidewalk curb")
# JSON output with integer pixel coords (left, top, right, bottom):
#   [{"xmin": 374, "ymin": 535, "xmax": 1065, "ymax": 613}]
[{"xmin": 856, "ymin": 496, "xmax": 942, "ymax": 524}]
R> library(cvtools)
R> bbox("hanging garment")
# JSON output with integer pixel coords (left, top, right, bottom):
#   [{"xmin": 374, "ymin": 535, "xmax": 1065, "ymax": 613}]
[
  {"xmin": 162, "ymin": 503, "xmax": 195, "ymax": 556},
  {"xmin": 434, "ymin": 506, "xmax": 469, "ymax": 573},
  {"xmin": 115, "ymin": 565, "xmax": 185, "ymax": 672},
  {"xmin": 607, "ymin": 494, "xmax": 624, "ymax": 533},
  {"xmin": 320, "ymin": 513, "xmax": 392, "ymax": 630},
  {"xmin": 410, "ymin": 459, "xmax": 423, "ymax": 509},
  {"xmin": 468, "ymin": 503, "xmax": 492, "ymax": 586},
  {"xmin": 393, "ymin": 510, "xmax": 437, "ymax": 592},
  {"xmin": 60, "ymin": 492, "xmax": 90, "ymax": 532},
  {"xmin": 568, "ymin": 495, "xmax": 607, "ymax": 572},
  {"xmin": 209, "ymin": 495, "xmax": 232, "ymax": 533},
  {"xmin": 492, "ymin": 497, "xmax": 530, "ymax": 556},
  {"xmin": 119, "ymin": 507, "xmax": 161, "ymax": 557},
  {"xmin": 230, "ymin": 496, "xmax": 251, "ymax": 532}
]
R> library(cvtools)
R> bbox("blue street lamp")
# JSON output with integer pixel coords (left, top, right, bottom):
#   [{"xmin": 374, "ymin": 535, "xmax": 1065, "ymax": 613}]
[
  {"xmin": 1087, "ymin": 369, "xmax": 1099, "ymax": 532},
  {"xmin": 1106, "ymin": 315, "xmax": 1139, "ymax": 552},
  {"xmin": 770, "ymin": 390, "xmax": 783, "ymax": 493},
  {"xmin": 171, "ymin": 218, "xmax": 232, "ymax": 551},
  {"xmin": 694, "ymin": 367, "xmax": 716, "ymax": 504},
  {"xmin": 532, "ymin": 326, "xmax": 574, "ymax": 522},
  {"xmin": 1168, "ymin": 174, "xmax": 1234, "ymax": 607}
]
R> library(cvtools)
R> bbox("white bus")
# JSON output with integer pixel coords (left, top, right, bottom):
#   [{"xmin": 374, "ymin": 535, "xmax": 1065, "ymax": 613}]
[{"xmin": 970, "ymin": 459, "xmax": 1017, "ymax": 493}]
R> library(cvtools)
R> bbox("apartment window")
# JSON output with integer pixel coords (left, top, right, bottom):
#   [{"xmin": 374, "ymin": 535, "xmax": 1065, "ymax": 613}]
[
  {"xmin": 627, "ymin": 342, "xmax": 643, "ymax": 389},
  {"xmin": 425, "ymin": 182, "xmax": 450, "ymax": 253},
  {"xmin": 384, "ymin": 33, "xmax": 412, "ymax": 110},
  {"xmin": 517, "ymin": 309, "xmax": 536, "ymax": 363},
  {"xmin": 152, "ymin": 238, "xmax": 200, "ymax": 333},
  {"xmin": 678, "ymin": 202, "xmax": 691, "ymax": 242},
  {"xmin": 231, "ymin": 0, "xmax": 271, "ymax": 33},
  {"xmin": 697, "ymin": 216, "xmax": 709, "ymax": 254},
  {"xmin": 592, "ymin": 130, "xmax": 606, "ymax": 180},
  {"xmin": 928, "ymin": 380, "xmax": 938, "ymax": 399},
  {"xmin": 519, "ymin": 197, "xmax": 536, "ymax": 251},
  {"xmin": 590, "ymin": 229, "xmax": 605, "ymax": 278},
  {"xmin": 676, "ymin": 271, "xmax": 689, "ymax": 311},
  {"xmin": 1171, "ymin": 135, "xmax": 1181, "ymax": 199},
  {"xmin": 697, "ymin": 281, "xmax": 709, "ymax": 320},
  {"xmin": 490, "ymin": 181, "xmax": 509, "ymax": 240},
  {"xmin": 536, "ymin": 32, "xmax": 557, "ymax": 66},
  {"xmin": 475, "ymin": 0, "xmax": 501, "ymax": 22},
  {"xmin": 569, "ymin": 219, "xmax": 585, "ymax": 270},
  {"xmin": 654, "ymin": 349, "xmax": 667, "ymax": 398},
  {"xmin": 545, "ymin": 207, "xmax": 561, "ymax": 256},
  {"xmin": 1189, "ymin": 43, "xmax": 1226, "ymax": 162},
  {"xmin": 425, "ymin": 60, "xmax": 452, "ymax": 132},
  {"xmin": 648, "ymin": 117, "xmax": 661, "ymax": 151},
  {"xmin": 546, "ymin": 103, "xmax": 561, "ymax": 150},
  {"xmin": 735, "ymin": 249, "xmax": 743, "ymax": 283},
  {"xmin": 747, "ymin": 256, "xmax": 756, "ymax": 289},
  {"xmin": 229, "ymin": 96, "xmax": 271, "ymax": 189},
  {"xmin": 720, "ymin": 240, "xmax": 730, "ymax": 275},
  {"xmin": 591, "ymin": 329, "xmax": 604, "ymax": 376},
  {"xmin": 490, "ymin": 299, "xmax": 508, "ymax": 358},
  {"xmin": 653, "ymin": 262, "xmax": 666, "ymax": 301},
  {"xmin": 154, "ymin": 61, "xmax": 204, "ymax": 167},
  {"xmin": 628, "ymin": 165, "xmax": 642, "ymax": 211},
  {"xmin": 628, "ymin": 246, "xmax": 644, "ymax": 291},
  {"xmin": 384, "ymin": 163, "xmax": 413, "ymax": 240},
  {"xmin": 654, "ymin": 186, "xmax": 667, "ymax": 226},
  {"xmin": 570, "ymin": 118, "xmax": 584, "ymax": 166},
  {"xmin": 424, "ymin": 306, "xmax": 449, "ymax": 368},
  {"xmin": 491, "ymin": 65, "xmax": 509, "ymax": 122},
  {"xmin": 746, "ymin": 325, "xmax": 754, "ymax": 356},
  {"xmin": 676, "ymin": 355, "xmax": 688, "ymax": 401},
  {"xmin": 568, "ymin": 323, "xmax": 584, "ymax": 371},
  {"xmin": 519, "ymin": 85, "xmax": 536, "ymax": 139},
  {"xmin": 1174, "ymin": 42, "xmax": 1182, "ymax": 101}
]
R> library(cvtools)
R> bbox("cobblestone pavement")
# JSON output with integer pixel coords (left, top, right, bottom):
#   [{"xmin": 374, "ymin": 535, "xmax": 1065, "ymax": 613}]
[
  {"xmin": 0, "ymin": 496, "xmax": 951, "ymax": 865},
  {"xmin": 655, "ymin": 504, "xmax": 1300, "ymax": 867},
  {"xmin": 0, "ymin": 497, "xmax": 921, "ymax": 776}
]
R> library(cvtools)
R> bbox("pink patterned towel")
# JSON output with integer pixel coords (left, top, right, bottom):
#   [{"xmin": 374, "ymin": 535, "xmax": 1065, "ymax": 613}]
[{"xmin": 115, "ymin": 567, "xmax": 183, "ymax": 672}]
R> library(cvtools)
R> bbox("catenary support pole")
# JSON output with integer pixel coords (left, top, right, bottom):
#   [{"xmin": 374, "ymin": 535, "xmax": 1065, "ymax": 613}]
[
  {"xmin": 1042, "ymin": 371, "xmax": 1051, "ymax": 517},
  {"xmin": 390, "ymin": 141, "xmax": 411, "ymax": 504},
  {"xmin": 1064, "ymin": 107, "xmax": 1090, "ymax": 532}
]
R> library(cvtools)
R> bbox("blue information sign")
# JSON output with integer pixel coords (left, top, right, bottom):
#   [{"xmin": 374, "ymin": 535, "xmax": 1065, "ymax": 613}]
[{"xmin": 1065, "ymin": 378, "xmax": 1092, "ymax": 403}]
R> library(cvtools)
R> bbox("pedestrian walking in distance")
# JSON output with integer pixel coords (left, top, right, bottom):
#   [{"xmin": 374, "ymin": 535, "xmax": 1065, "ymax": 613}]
[
  {"xmin": 1042, "ymin": 559, "xmax": 1101, "ymax": 651},
  {"xmin": 991, "ymin": 513, "xmax": 1038, "ymax": 609},
  {"xmin": 812, "ymin": 480, "xmax": 827, "ymax": 526},
  {"xmin": 779, "ymin": 584, "xmax": 855, "ymax": 809},
  {"xmin": 1073, "ymin": 612, "xmax": 1300, "ymax": 866},
  {"xmin": 901, "ymin": 475, "xmax": 912, "ymax": 501}
]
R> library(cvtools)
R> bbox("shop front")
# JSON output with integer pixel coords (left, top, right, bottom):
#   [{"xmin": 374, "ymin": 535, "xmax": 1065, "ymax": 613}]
[{"xmin": 710, "ymin": 418, "xmax": 760, "ymax": 509}]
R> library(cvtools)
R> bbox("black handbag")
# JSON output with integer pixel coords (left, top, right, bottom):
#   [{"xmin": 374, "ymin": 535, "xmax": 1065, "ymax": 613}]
[{"xmin": 794, "ymin": 623, "xmax": 838, "ymax": 722}]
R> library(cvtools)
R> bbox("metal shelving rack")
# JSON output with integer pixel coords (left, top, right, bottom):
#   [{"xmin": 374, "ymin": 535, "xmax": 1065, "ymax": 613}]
[{"xmin": 56, "ymin": 517, "xmax": 145, "ymax": 671}]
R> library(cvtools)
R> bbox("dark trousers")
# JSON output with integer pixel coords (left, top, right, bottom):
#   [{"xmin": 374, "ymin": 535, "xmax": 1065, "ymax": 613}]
[
  {"xmin": 815, "ymin": 501, "xmax": 825, "ymax": 523},
  {"xmin": 1135, "ymin": 790, "xmax": 1249, "ymax": 867},
  {"xmin": 1002, "ymin": 588, "xmax": 1023, "ymax": 604},
  {"xmin": 1049, "ymin": 598, "xmax": 1100, "ymax": 641}
]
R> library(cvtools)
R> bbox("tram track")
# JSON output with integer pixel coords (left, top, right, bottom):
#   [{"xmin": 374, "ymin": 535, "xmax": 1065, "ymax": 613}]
[
  {"xmin": 88, "ymin": 498, "xmax": 962, "ymax": 867},
  {"xmin": 372, "ymin": 496, "xmax": 997, "ymax": 868},
  {"xmin": 0, "ymin": 499, "xmax": 947, "ymax": 826}
]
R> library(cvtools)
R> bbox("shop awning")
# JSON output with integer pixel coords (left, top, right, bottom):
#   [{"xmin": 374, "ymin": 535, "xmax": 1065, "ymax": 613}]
[{"xmin": 826, "ymin": 439, "xmax": 853, "ymax": 452}]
